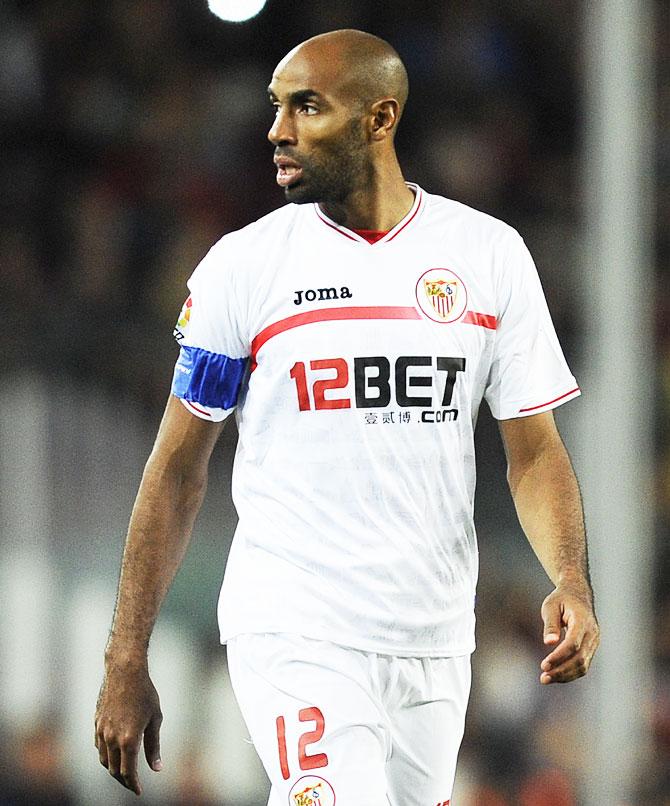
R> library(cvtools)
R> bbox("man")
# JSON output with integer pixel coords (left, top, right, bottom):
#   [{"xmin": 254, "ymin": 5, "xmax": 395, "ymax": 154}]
[{"xmin": 95, "ymin": 29, "xmax": 599, "ymax": 805}]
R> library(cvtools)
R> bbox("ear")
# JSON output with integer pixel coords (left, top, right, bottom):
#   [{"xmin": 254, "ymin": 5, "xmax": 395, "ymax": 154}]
[{"xmin": 369, "ymin": 98, "xmax": 400, "ymax": 142}]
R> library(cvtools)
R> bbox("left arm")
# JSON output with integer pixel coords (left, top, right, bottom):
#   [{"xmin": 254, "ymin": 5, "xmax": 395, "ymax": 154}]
[{"xmin": 499, "ymin": 411, "xmax": 600, "ymax": 684}]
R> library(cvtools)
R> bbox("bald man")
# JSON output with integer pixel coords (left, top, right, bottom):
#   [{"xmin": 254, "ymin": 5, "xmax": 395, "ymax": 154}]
[{"xmin": 95, "ymin": 29, "xmax": 599, "ymax": 804}]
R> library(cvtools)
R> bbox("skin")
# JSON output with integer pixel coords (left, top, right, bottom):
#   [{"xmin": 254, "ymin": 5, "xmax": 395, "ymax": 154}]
[
  {"xmin": 95, "ymin": 398, "xmax": 224, "ymax": 794},
  {"xmin": 500, "ymin": 412, "xmax": 599, "ymax": 684},
  {"xmin": 268, "ymin": 29, "xmax": 414, "ymax": 230},
  {"xmin": 95, "ymin": 29, "xmax": 599, "ymax": 796}
]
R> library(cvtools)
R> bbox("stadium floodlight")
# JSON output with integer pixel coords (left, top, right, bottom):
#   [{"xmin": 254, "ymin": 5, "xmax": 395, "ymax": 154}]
[{"xmin": 207, "ymin": 0, "xmax": 268, "ymax": 23}]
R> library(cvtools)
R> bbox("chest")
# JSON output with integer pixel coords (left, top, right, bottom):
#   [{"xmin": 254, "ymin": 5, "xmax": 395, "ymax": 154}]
[{"xmin": 242, "ymin": 236, "xmax": 498, "ymax": 419}]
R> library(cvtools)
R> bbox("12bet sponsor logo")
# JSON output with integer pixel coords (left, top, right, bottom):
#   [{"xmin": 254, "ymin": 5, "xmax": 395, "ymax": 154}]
[{"xmin": 289, "ymin": 355, "xmax": 465, "ymax": 422}]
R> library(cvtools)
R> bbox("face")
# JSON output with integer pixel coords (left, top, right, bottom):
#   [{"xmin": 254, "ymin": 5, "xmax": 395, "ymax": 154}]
[{"xmin": 267, "ymin": 47, "xmax": 372, "ymax": 205}]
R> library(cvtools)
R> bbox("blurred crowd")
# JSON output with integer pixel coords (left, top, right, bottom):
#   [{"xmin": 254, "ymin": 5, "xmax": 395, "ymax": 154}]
[
  {"xmin": 1, "ymin": 0, "xmax": 668, "ymax": 804},
  {"xmin": 1, "ymin": 0, "xmax": 589, "ymax": 405}
]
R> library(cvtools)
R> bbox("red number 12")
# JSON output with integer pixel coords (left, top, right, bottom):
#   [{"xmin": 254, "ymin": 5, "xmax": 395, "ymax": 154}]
[
  {"xmin": 275, "ymin": 706, "xmax": 328, "ymax": 780},
  {"xmin": 290, "ymin": 359, "xmax": 350, "ymax": 411}
]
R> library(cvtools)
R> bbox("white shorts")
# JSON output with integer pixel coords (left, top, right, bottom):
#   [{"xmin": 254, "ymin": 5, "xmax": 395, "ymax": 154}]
[{"xmin": 227, "ymin": 632, "xmax": 471, "ymax": 806}]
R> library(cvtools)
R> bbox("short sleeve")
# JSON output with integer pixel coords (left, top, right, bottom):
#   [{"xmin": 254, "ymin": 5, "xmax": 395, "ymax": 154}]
[
  {"xmin": 171, "ymin": 242, "xmax": 250, "ymax": 422},
  {"xmin": 484, "ymin": 232, "xmax": 580, "ymax": 420}
]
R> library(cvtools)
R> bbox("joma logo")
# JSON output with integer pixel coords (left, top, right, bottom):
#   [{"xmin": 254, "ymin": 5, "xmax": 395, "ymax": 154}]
[{"xmin": 294, "ymin": 287, "xmax": 353, "ymax": 305}]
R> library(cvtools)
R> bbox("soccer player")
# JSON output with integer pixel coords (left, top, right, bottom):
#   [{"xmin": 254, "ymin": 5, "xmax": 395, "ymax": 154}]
[{"xmin": 95, "ymin": 29, "xmax": 600, "ymax": 804}]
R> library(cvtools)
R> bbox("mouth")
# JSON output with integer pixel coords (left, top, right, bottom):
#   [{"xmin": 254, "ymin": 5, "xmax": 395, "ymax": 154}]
[{"xmin": 274, "ymin": 156, "xmax": 304, "ymax": 188}]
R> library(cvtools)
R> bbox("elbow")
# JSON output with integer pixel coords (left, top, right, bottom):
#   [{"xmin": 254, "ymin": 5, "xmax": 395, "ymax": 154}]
[
  {"xmin": 177, "ymin": 469, "xmax": 208, "ymax": 510},
  {"xmin": 143, "ymin": 452, "xmax": 209, "ymax": 510},
  {"xmin": 506, "ymin": 464, "xmax": 521, "ymax": 499},
  {"xmin": 506, "ymin": 450, "xmax": 543, "ymax": 499}
]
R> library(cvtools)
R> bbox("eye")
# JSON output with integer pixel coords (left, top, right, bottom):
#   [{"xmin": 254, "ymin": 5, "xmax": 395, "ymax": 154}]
[{"xmin": 300, "ymin": 104, "xmax": 318, "ymax": 115}]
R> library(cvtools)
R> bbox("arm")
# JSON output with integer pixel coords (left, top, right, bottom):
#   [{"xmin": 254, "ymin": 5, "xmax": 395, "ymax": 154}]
[
  {"xmin": 499, "ymin": 411, "xmax": 600, "ymax": 684},
  {"xmin": 95, "ymin": 395, "xmax": 225, "ymax": 794}
]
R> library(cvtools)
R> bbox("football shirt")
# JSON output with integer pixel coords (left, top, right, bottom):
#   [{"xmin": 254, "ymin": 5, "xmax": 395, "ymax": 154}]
[{"xmin": 172, "ymin": 185, "xmax": 579, "ymax": 655}]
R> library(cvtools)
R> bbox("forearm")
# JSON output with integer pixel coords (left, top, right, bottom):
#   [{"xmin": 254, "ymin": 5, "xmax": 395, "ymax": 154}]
[
  {"xmin": 499, "ymin": 412, "xmax": 599, "ymax": 683},
  {"xmin": 105, "ymin": 454, "xmax": 207, "ymax": 665},
  {"xmin": 508, "ymin": 433, "xmax": 592, "ymax": 599}
]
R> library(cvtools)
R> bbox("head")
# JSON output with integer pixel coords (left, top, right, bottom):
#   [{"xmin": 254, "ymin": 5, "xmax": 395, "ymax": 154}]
[{"xmin": 268, "ymin": 29, "xmax": 409, "ymax": 205}]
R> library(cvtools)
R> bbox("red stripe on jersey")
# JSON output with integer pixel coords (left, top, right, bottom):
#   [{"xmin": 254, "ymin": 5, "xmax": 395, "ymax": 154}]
[
  {"xmin": 519, "ymin": 387, "xmax": 580, "ymax": 413},
  {"xmin": 462, "ymin": 311, "xmax": 498, "ymax": 329},
  {"xmin": 251, "ymin": 306, "xmax": 421, "ymax": 369},
  {"xmin": 250, "ymin": 303, "xmax": 499, "ymax": 370},
  {"xmin": 314, "ymin": 188, "xmax": 423, "ymax": 244},
  {"xmin": 186, "ymin": 400, "xmax": 212, "ymax": 417},
  {"xmin": 314, "ymin": 208, "xmax": 359, "ymax": 241}
]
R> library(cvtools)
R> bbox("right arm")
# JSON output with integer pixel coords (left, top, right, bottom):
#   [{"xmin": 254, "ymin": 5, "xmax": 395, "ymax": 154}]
[{"xmin": 95, "ymin": 395, "xmax": 225, "ymax": 795}]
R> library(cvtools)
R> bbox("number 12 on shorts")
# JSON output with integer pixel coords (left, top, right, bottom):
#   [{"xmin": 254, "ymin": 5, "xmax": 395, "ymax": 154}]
[{"xmin": 276, "ymin": 706, "xmax": 329, "ymax": 780}]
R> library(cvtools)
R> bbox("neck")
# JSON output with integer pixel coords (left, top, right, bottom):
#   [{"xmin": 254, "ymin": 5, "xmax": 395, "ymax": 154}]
[{"xmin": 318, "ymin": 156, "xmax": 414, "ymax": 231}]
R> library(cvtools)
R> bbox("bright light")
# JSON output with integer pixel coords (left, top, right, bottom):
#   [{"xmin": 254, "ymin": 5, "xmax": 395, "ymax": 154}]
[{"xmin": 207, "ymin": 0, "xmax": 268, "ymax": 23}]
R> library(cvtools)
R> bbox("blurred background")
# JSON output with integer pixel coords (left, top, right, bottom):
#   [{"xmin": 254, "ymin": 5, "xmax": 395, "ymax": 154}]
[{"xmin": 0, "ymin": 0, "xmax": 667, "ymax": 804}]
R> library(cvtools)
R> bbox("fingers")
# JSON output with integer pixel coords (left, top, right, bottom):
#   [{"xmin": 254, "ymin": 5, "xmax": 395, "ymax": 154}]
[
  {"xmin": 540, "ymin": 612, "xmax": 599, "ymax": 684},
  {"xmin": 95, "ymin": 669, "xmax": 163, "ymax": 794},
  {"xmin": 542, "ymin": 616, "xmax": 585, "ymax": 670},
  {"xmin": 541, "ymin": 596, "xmax": 562, "ymax": 645},
  {"xmin": 94, "ymin": 710, "xmax": 162, "ymax": 794},
  {"xmin": 119, "ymin": 735, "xmax": 142, "ymax": 795},
  {"xmin": 107, "ymin": 743, "xmax": 122, "ymax": 782},
  {"xmin": 96, "ymin": 724, "xmax": 143, "ymax": 795},
  {"xmin": 143, "ymin": 712, "xmax": 163, "ymax": 772},
  {"xmin": 95, "ymin": 724, "xmax": 109, "ymax": 770},
  {"xmin": 540, "ymin": 630, "xmax": 597, "ymax": 683}
]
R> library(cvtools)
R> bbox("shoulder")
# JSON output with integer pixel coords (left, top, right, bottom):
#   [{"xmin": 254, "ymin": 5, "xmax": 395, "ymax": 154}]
[
  {"xmin": 189, "ymin": 203, "xmax": 302, "ymax": 291},
  {"xmin": 211, "ymin": 203, "xmax": 302, "ymax": 257},
  {"xmin": 421, "ymin": 189, "xmax": 521, "ymax": 247}
]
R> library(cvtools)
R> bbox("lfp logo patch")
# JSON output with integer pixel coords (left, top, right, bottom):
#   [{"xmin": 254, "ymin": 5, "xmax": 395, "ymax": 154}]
[
  {"xmin": 415, "ymin": 268, "xmax": 467, "ymax": 324},
  {"xmin": 288, "ymin": 775, "xmax": 336, "ymax": 806},
  {"xmin": 173, "ymin": 296, "xmax": 193, "ymax": 341}
]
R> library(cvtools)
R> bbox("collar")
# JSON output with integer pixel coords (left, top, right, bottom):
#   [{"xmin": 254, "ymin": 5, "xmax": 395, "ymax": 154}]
[{"xmin": 313, "ymin": 183, "xmax": 425, "ymax": 245}]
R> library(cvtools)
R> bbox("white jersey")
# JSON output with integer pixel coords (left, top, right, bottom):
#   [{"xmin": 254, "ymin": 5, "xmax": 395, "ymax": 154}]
[{"xmin": 171, "ymin": 185, "xmax": 579, "ymax": 656}]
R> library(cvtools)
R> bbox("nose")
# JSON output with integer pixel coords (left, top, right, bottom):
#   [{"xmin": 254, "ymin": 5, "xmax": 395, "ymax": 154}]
[{"xmin": 268, "ymin": 107, "xmax": 297, "ymax": 146}]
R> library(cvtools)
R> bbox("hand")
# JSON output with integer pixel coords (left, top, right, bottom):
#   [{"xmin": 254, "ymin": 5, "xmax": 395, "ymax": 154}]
[
  {"xmin": 95, "ymin": 660, "xmax": 163, "ymax": 795},
  {"xmin": 539, "ymin": 585, "xmax": 600, "ymax": 684}
]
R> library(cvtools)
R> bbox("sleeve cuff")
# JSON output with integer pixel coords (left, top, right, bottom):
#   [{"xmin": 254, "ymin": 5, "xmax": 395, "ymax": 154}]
[
  {"xmin": 177, "ymin": 396, "xmax": 234, "ymax": 422},
  {"xmin": 498, "ymin": 386, "xmax": 581, "ymax": 420}
]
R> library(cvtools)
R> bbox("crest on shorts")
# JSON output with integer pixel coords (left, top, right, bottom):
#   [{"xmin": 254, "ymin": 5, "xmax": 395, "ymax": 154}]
[
  {"xmin": 173, "ymin": 296, "xmax": 192, "ymax": 341},
  {"xmin": 288, "ymin": 775, "xmax": 336, "ymax": 806},
  {"xmin": 415, "ymin": 268, "xmax": 467, "ymax": 324}
]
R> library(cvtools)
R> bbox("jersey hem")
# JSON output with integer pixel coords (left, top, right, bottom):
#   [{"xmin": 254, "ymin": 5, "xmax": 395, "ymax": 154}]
[{"xmin": 219, "ymin": 627, "xmax": 476, "ymax": 659}]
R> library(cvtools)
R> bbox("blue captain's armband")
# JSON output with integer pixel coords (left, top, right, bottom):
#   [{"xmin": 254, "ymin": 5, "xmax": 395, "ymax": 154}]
[{"xmin": 171, "ymin": 345, "xmax": 247, "ymax": 409}]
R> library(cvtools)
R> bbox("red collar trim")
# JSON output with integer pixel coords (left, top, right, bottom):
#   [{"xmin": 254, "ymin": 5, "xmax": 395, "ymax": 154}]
[
  {"xmin": 352, "ymin": 228, "xmax": 390, "ymax": 244},
  {"xmin": 313, "ymin": 184, "xmax": 424, "ymax": 245}
]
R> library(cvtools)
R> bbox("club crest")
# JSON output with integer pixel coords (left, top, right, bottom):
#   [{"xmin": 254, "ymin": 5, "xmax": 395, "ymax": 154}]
[
  {"xmin": 288, "ymin": 775, "xmax": 336, "ymax": 806},
  {"xmin": 415, "ymin": 268, "xmax": 467, "ymax": 324}
]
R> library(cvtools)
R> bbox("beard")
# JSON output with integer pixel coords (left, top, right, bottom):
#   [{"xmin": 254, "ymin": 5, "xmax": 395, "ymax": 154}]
[{"xmin": 281, "ymin": 118, "xmax": 372, "ymax": 205}]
